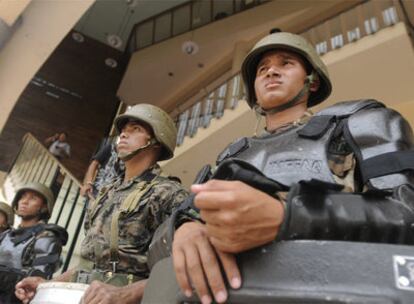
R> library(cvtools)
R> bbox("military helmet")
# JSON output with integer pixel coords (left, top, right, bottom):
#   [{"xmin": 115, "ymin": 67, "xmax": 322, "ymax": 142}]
[
  {"xmin": 114, "ymin": 104, "xmax": 177, "ymax": 161},
  {"xmin": 241, "ymin": 31, "xmax": 332, "ymax": 108},
  {"xmin": 12, "ymin": 182, "xmax": 55, "ymax": 218},
  {"xmin": 0, "ymin": 202, "xmax": 14, "ymax": 227}
]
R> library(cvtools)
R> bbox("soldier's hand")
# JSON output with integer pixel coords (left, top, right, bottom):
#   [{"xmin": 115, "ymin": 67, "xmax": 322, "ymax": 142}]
[
  {"xmin": 172, "ymin": 221, "xmax": 241, "ymax": 304},
  {"xmin": 82, "ymin": 280, "xmax": 146, "ymax": 304},
  {"xmin": 15, "ymin": 276, "xmax": 46, "ymax": 303},
  {"xmin": 193, "ymin": 180, "xmax": 285, "ymax": 253}
]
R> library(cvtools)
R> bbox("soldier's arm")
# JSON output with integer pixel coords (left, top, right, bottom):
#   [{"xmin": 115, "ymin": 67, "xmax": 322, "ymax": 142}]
[
  {"xmin": 81, "ymin": 159, "xmax": 99, "ymax": 197},
  {"xmin": 277, "ymin": 107, "xmax": 414, "ymax": 243}
]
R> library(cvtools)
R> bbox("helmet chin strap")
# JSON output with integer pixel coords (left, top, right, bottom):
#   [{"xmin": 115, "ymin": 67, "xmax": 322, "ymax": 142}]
[
  {"xmin": 118, "ymin": 138, "xmax": 158, "ymax": 162},
  {"xmin": 254, "ymin": 72, "xmax": 316, "ymax": 116}
]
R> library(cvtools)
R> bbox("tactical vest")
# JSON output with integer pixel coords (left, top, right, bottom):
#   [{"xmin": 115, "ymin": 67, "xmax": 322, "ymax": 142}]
[
  {"xmin": 0, "ymin": 224, "xmax": 67, "ymax": 273},
  {"xmin": 223, "ymin": 124, "xmax": 336, "ymax": 187},
  {"xmin": 216, "ymin": 99, "xmax": 414, "ymax": 190},
  {"xmin": 0, "ymin": 232, "xmax": 31, "ymax": 269}
]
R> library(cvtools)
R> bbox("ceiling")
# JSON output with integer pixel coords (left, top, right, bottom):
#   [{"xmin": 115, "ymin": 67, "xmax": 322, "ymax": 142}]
[{"xmin": 73, "ymin": 0, "xmax": 188, "ymax": 51}]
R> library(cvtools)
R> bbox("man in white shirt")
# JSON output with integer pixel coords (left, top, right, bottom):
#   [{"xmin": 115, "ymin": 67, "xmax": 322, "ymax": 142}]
[{"xmin": 45, "ymin": 132, "xmax": 71, "ymax": 159}]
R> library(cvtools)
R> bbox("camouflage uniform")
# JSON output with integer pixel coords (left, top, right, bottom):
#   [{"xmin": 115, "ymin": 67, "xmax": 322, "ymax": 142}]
[{"xmin": 80, "ymin": 164, "xmax": 187, "ymax": 279}]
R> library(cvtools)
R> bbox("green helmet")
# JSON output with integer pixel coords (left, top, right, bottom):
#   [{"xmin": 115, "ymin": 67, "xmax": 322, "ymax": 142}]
[
  {"xmin": 0, "ymin": 202, "xmax": 14, "ymax": 227},
  {"xmin": 114, "ymin": 104, "xmax": 177, "ymax": 161},
  {"xmin": 12, "ymin": 182, "xmax": 55, "ymax": 219},
  {"xmin": 241, "ymin": 31, "xmax": 332, "ymax": 108}
]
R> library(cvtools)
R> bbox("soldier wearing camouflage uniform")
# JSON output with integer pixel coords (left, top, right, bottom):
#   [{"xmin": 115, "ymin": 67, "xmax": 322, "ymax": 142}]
[
  {"xmin": 16, "ymin": 104, "xmax": 187, "ymax": 304},
  {"xmin": 0, "ymin": 182, "xmax": 67, "ymax": 304},
  {"xmin": 0, "ymin": 202, "xmax": 14, "ymax": 233}
]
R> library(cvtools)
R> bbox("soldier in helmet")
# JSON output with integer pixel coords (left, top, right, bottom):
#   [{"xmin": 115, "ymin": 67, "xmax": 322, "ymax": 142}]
[
  {"xmin": 16, "ymin": 104, "xmax": 188, "ymax": 304},
  {"xmin": 0, "ymin": 182, "xmax": 67, "ymax": 303},
  {"xmin": 0, "ymin": 202, "xmax": 14, "ymax": 233},
  {"xmin": 146, "ymin": 31, "xmax": 414, "ymax": 303}
]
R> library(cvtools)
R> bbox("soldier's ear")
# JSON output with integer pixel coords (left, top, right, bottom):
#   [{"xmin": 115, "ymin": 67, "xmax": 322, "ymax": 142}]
[{"xmin": 309, "ymin": 72, "xmax": 320, "ymax": 93}]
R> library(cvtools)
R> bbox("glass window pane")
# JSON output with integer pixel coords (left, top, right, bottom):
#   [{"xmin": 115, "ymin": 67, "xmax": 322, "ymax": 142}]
[
  {"xmin": 136, "ymin": 20, "xmax": 153, "ymax": 49},
  {"xmin": 192, "ymin": 0, "xmax": 211, "ymax": 29},
  {"xmin": 154, "ymin": 13, "xmax": 172, "ymax": 43},
  {"xmin": 173, "ymin": 5, "xmax": 191, "ymax": 36}
]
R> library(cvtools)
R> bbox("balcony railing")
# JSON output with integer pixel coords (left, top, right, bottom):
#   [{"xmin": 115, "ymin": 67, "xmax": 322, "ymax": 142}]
[
  {"xmin": 125, "ymin": 0, "xmax": 268, "ymax": 54},
  {"xmin": 175, "ymin": 0, "xmax": 413, "ymax": 146},
  {"xmin": 176, "ymin": 74, "xmax": 245, "ymax": 145},
  {"xmin": 1, "ymin": 133, "xmax": 86, "ymax": 273}
]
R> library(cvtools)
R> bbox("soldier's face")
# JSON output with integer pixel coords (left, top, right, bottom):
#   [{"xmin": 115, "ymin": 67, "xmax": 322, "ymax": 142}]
[
  {"xmin": 17, "ymin": 190, "xmax": 46, "ymax": 218},
  {"xmin": 117, "ymin": 121, "xmax": 152, "ymax": 155},
  {"xmin": 254, "ymin": 50, "xmax": 309, "ymax": 110}
]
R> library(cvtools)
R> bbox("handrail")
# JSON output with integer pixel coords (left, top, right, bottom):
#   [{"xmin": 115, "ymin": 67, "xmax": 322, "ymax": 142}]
[
  {"xmin": 174, "ymin": 0, "xmax": 406, "ymax": 146},
  {"xmin": 21, "ymin": 133, "xmax": 82, "ymax": 186},
  {"xmin": 172, "ymin": 72, "xmax": 240, "ymax": 117},
  {"xmin": 1, "ymin": 132, "xmax": 87, "ymax": 274},
  {"xmin": 124, "ymin": 0, "xmax": 191, "ymax": 54},
  {"xmin": 125, "ymin": 0, "xmax": 269, "ymax": 54}
]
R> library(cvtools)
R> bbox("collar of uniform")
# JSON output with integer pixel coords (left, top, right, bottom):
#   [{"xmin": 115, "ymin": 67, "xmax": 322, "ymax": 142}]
[
  {"xmin": 115, "ymin": 164, "xmax": 161, "ymax": 191},
  {"xmin": 15, "ymin": 222, "xmax": 45, "ymax": 232},
  {"xmin": 261, "ymin": 110, "xmax": 313, "ymax": 137}
]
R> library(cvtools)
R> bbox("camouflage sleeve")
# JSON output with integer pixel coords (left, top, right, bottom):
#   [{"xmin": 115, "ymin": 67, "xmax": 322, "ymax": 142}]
[
  {"xmin": 147, "ymin": 179, "xmax": 189, "ymax": 232},
  {"xmin": 147, "ymin": 187, "xmax": 199, "ymax": 270}
]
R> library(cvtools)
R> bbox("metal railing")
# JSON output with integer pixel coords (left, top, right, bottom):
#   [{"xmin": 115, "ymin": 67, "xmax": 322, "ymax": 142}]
[
  {"xmin": 1, "ymin": 133, "xmax": 86, "ymax": 273},
  {"xmin": 176, "ymin": 73, "xmax": 245, "ymax": 145},
  {"xmin": 125, "ymin": 0, "xmax": 268, "ymax": 54},
  {"xmin": 175, "ymin": 0, "xmax": 412, "ymax": 146}
]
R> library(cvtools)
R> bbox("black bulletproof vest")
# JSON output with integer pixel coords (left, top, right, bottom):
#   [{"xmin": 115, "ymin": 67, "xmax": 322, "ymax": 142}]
[{"xmin": 226, "ymin": 124, "xmax": 337, "ymax": 187}]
